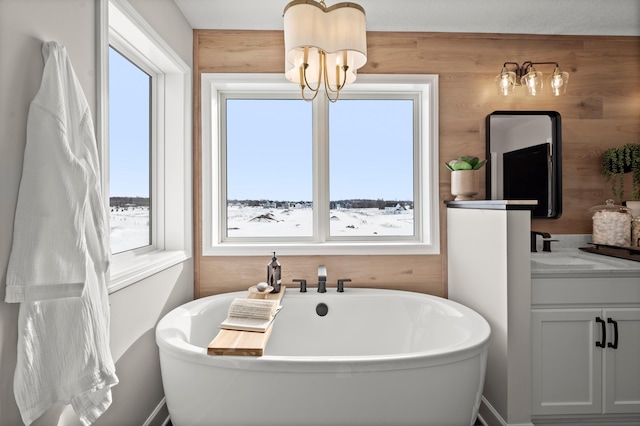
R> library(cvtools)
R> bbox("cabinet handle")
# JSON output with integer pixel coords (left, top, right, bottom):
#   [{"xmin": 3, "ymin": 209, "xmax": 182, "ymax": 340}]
[
  {"xmin": 595, "ymin": 317, "xmax": 606, "ymax": 348},
  {"xmin": 607, "ymin": 318, "xmax": 619, "ymax": 349}
]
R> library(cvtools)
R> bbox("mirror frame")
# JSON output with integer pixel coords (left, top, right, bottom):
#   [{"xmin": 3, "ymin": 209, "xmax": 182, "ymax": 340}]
[{"xmin": 485, "ymin": 110, "xmax": 562, "ymax": 219}]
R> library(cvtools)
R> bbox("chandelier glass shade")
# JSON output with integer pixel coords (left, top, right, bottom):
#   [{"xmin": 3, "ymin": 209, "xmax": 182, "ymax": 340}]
[{"xmin": 283, "ymin": 0, "xmax": 367, "ymax": 101}]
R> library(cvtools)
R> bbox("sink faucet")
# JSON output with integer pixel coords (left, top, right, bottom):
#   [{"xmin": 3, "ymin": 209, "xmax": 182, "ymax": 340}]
[
  {"xmin": 318, "ymin": 265, "xmax": 327, "ymax": 293},
  {"xmin": 531, "ymin": 231, "xmax": 556, "ymax": 252}
]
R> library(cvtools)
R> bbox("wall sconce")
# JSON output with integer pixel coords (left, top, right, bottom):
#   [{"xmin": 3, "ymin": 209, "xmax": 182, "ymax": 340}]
[{"xmin": 495, "ymin": 61, "xmax": 569, "ymax": 97}]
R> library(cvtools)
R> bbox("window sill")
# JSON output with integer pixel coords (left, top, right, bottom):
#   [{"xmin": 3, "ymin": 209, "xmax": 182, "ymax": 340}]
[{"xmin": 108, "ymin": 249, "xmax": 191, "ymax": 293}]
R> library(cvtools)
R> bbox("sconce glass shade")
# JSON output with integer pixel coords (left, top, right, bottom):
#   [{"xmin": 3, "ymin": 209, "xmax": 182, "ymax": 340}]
[
  {"xmin": 283, "ymin": 0, "xmax": 367, "ymax": 100},
  {"xmin": 547, "ymin": 66, "xmax": 569, "ymax": 96},
  {"xmin": 495, "ymin": 67, "xmax": 516, "ymax": 96},
  {"xmin": 522, "ymin": 66, "xmax": 543, "ymax": 96}
]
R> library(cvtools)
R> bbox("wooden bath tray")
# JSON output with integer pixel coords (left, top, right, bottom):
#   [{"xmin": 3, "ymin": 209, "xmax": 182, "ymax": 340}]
[{"xmin": 207, "ymin": 287, "xmax": 286, "ymax": 356}]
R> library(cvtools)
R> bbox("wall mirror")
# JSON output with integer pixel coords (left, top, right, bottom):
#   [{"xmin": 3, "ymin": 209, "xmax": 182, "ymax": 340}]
[{"xmin": 486, "ymin": 111, "xmax": 562, "ymax": 218}]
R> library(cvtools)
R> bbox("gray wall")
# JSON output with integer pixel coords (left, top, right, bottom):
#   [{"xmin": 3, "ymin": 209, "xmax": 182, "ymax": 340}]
[{"xmin": 0, "ymin": 0, "xmax": 194, "ymax": 424}]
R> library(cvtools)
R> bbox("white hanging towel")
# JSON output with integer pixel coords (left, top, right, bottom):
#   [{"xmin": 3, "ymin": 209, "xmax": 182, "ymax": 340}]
[{"xmin": 5, "ymin": 41, "xmax": 118, "ymax": 425}]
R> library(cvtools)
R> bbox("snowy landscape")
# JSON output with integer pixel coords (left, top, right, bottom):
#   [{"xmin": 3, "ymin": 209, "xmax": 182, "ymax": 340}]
[
  {"xmin": 109, "ymin": 200, "xmax": 414, "ymax": 253},
  {"xmin": 227, "ymin": 204, "xmax": 414, "ymax": 237},
  {"xmin": 110, "ymin": 205, "xmax": 150, "ymax": 254}
]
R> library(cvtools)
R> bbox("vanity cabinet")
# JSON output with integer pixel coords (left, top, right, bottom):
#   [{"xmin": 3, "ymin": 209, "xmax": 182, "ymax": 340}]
[
  {"xmin": 532, "ymin": 307, "xmax": 640, "ymax": 415},
  {"xmin": 531, "ymin": 276, "xmax": 640, "ymax": 421}
]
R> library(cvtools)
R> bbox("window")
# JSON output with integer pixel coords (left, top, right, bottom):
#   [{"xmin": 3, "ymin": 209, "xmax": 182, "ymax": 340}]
[
  {"xmin": 202, "ymin": 74, "xmax": 439, "ymax": 256},
  {"xmin": 99, "ymin": 0, "xmax": 192, "ymax": 291},
  {"xmin": 328, "ymin": 98, "xmax": 415, "ymax": 238},
  {"xmin": 108, "ymin": 46, "xmax": 152, "ymax": 254},
  {"xmin": 225, "ymin": 98, "xmax": 313, "ymax": 238}
]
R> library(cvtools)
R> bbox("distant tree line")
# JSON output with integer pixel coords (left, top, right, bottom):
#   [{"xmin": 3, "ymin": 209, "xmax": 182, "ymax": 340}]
[
  {"xmin": 228, "ymin": 198, "xmax": 413, "ymax": 209},
  {"xmin": 332, "ymin": 199, "xmax": 413, "ymax": 209},
  {"xmin": 110, "ymin": 196, "xmax": 150, "ymax": 207},
  {"xmin": 228, "ymin": 199, "xmax": 299, "ymax": 207}
]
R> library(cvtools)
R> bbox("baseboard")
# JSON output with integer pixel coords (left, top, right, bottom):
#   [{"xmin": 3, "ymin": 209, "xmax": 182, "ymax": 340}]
[
  {"xmin": 532, "ymin": 414, "xmax": 640, "ymax": 426},
  {"xmin": 476, "ymin": 414, "xmax": 489, "ymax": 426},
  {"xmin": 142, "ymin": 397, "xmax": 170, "ymax": 426},
  {"xmin": 479, "ymin": 397, "xmax": 534, "ymax": 426}
]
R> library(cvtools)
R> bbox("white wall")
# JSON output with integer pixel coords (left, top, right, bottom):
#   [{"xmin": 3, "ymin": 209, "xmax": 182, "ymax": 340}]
[
  {"xmin": 447, "ymin": 206, "xmax": 533, "ymax": 425},
  {"xmin": 0, "ymin": 1, "xmax": 193, "ymax": 424}
]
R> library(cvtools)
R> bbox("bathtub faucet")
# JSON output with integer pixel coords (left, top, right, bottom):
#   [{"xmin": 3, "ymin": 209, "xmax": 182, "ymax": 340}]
[
  {"xmin": 318, "ymin": 265, "xmax": 327, "ymax": 293},
  {"xmin": 337, "ymin": 278, "xmax": 351, "ymax": 293}
]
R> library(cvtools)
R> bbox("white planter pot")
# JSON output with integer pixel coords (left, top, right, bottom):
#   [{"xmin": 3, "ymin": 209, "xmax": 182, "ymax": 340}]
[{"xmin": 451, "ymin": 170, "xmax": 479, "ymax": 201}]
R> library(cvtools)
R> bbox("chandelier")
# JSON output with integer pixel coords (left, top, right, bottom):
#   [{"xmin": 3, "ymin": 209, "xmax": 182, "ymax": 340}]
[{"xmin": 283, "ymin": 0, "xmax": 367, "ymax": 102}]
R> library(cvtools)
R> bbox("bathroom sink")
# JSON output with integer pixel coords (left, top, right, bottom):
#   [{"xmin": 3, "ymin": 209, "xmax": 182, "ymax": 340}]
[
  {"xmin": 531, "ymin": 251, "xmax": 628, "ymax": 271},
  {"xmin": 531, "ymin": 260, "xmax": 597, "ymax": 269},
  {"xmin": 531, "ymin": 256, "xmax": 599, "ymax": 267}
]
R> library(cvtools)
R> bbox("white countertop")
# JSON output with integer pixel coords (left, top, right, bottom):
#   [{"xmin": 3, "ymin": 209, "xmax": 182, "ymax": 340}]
[{"xmin": 531, "ymin": 248, "xmax": 640, "ymax": 277}]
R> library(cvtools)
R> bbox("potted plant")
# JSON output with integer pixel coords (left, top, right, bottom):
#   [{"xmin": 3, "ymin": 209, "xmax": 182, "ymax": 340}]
[
  {"xmin": 445, "ymin": 156, "xmax": 487, "ymax": 200},
  {"xmin": 603, "ymin": 143, "xmax": 640, "ymax": 203}
]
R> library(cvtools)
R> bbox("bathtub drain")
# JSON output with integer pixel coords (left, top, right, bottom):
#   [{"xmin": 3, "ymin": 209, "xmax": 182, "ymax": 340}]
[{"xmin": 316, "ymin": 303, "xmax": 328, "ymax": 317}]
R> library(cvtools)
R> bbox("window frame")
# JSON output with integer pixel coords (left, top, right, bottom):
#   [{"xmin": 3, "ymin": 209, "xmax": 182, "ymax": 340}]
[
  {"xmin": 202, "ymin": 73, "xmax": 439, "ymax": 256},
  {"xmin": 325, "ymin": 93, "xmax": 420, "ymax": 242},
  {"xmin": 98, "ymin": 0, "xmax": 192, "ymax": 292}
]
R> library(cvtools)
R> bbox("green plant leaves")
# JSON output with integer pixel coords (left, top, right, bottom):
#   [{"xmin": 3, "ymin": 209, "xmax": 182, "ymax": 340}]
[
  {"xmin": 445, "ymin": 156, "xmax": 487, "ymax": 171},
  {"xmin": 603, "ymin": 143, "xmax": 640, "ymax": 201}
]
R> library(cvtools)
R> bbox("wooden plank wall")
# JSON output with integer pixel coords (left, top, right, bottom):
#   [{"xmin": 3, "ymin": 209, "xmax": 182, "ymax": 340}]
[{"xmin": 193, "ymin": 30, "xmax": 640, "ymax": 298}]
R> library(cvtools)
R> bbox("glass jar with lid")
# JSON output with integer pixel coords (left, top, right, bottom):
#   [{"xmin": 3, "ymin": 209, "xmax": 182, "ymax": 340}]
[
  {"xmin": 589, "ymin": 199, "xmax": 632, "ymax": 247},
  {"xmin": 632, "ymin": 217, "xmax": 640, "ymax": 247}
]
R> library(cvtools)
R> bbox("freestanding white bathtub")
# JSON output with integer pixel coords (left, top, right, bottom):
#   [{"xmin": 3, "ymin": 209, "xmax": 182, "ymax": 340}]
[{"xmin": 156, "ymin": 288, "xmax": 490, "ymax": 426}]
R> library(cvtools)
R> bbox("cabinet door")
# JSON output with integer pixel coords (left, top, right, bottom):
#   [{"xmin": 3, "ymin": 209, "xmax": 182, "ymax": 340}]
[
  {"xmin": 603, "ymin": 308, "xmax": 640, "ymax": 414},
  {"xmin": 532, "ymin": 309, "xmax": 603, "ymax": 415}
]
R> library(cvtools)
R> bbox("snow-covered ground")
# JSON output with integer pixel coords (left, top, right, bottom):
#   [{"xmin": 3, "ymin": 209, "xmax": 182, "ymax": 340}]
[
  {"xmin": 110, "ymin": 206, "xmax": 150, "ymax": 254},
  {"xmin": 227, "ymin": 206, "xmax": 413, "ymax": 237},
  {"xmin": 109, "ymin": 205, "xmax": 414, "ymax": 253}
]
